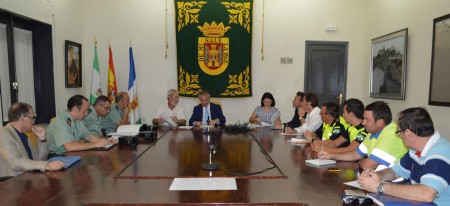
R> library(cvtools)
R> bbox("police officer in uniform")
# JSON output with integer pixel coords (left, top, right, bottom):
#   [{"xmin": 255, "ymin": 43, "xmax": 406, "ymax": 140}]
[
  {"xmin": 305, "ymin": 102, "xmax": 349, "ymax": 149},
  {"xmin": 101, "ymin": 92, "xmax": 130, "ymax": 134},
  {"xmin": 46, "ymin": 95, "xmax": 117, "ymax": 157},
  {"xmin": 83, "ymin": 95, "xmax": 111, "ymax": 136}
]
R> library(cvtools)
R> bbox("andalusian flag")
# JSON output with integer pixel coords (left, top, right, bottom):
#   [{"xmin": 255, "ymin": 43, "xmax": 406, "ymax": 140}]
[
  {"xmin": 107, "ymin": 46, "xmax": 118, "ymax": 103},
  {"xmin": 89, "ymin": 43, "xmax": 102, "ymax": 105},
  {"xmin": 128, "ymin": 47, "xmax": 141, "ymax": 124}
]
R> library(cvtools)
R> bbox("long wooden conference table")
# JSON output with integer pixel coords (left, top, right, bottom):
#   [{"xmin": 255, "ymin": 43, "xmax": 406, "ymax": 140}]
[{"xmin": 0, "ymin": 127, "xmax": 361, "ymax": 205}]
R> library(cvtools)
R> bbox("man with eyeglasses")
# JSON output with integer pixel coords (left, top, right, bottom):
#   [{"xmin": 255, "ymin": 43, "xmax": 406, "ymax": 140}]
[
  {"xmin": 313, "ymin": 98, "xmax": 368, "ymax": 154},
  {"xmin": 152, "ymin": 89, "xmax": 186, "ymax": 127},
  {"xmin": 83, "ymin": 95, "xmax": 111, "ymax": 136},
  {"xmin": 305, "ymin": 102, "xmax": 349, "ymax": 149},
  {"xmin": 46, "ymin": 95, "xmax": 117, "ymax": 157},
  {"xmin": 319, "ymin": 101, "xmax": 407, "ymax": 170},
  {"xmin": 101, "ymin": 92, "xmax": 130, "ymax": 134},
  {"xmin": 358, "ymin": 107, "xmax": 450, "ymax": 205},
  {"xmin": 0, "ymin": 102, "xmax": 65, "ymax": 178}
]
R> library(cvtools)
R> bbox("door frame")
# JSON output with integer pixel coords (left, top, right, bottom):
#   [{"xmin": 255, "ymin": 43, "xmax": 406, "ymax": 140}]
[{"xmin": 304, "ymin": 41, "xmax": 348, "ymax": 105}]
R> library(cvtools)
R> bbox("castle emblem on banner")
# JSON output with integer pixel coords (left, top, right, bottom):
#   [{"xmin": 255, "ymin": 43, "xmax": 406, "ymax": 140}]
[{"xmin": 197, "ymin": 21, "xmax": 231, "ymax": 76}]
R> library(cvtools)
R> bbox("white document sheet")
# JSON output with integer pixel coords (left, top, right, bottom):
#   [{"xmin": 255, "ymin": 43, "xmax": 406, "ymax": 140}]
[
  {"xmin": 169, "ymin": 178, "xmax": 237, "ymax": 191},
  {"xmin": 248, "ymin": 124, "xmax": 262, "ymax": 128},
  {"xmin": 178, "ymin": 126, "xmax": 193, "ymax": 129},
  {"xmin": 260, "ymin": 122, "xmax": 274, "ymax": 127},
  {"xmin": 287, "ymin": 137, "xmax": 309, "ymax": 143},
  {"xmin": 164, "ymin": 117, "xmax": 178, "ymax": 127},
  {"xmin": 344, "ymin": 180, "xmax": 364, "ymax": 189},
  {"xmin": 200, "ymin": 125, "xmax": 215, "ymax": 129},
  {"xmin": 107, "ymin": 124, "xmax": 142, "ymax": 139},
  {"xmin": 279, "ymin": 133, "xmax": 301, "ymax": 136}
]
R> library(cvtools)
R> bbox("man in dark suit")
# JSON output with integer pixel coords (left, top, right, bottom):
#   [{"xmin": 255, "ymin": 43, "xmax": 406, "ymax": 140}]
[
  {"xmin": 285, "ymin": 91, "xmax": 305, "ymax": 129},
  {"xmin": 189, "ymin": 91, "xmax": 226, "ymax": 126}
]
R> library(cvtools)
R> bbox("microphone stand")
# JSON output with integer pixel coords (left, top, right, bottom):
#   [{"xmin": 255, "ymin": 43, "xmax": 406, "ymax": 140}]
[
  {"xmin": 201, "ymin": 133, "xmax": 220, "ymax": 170},
  {"xmin": 203, "ymin": 116, "xmax": 211, "ymax": 135}
]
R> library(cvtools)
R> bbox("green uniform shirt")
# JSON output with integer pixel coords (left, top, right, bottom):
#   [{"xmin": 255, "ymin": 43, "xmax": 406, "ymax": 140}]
[
  {"xmin": 83, "ymin": 105, "xmax": 102, "ymax": 137},
  {"xmin": 356, "ymin": 122, "xmax": 407, "ymax": 167},
  {"xmin": 46, "ymin": 111, "xmax": 91, "ymax": 155},
  {"xmin": 101, "ymin": 103, "xmax": 123, "ymax": 134}
]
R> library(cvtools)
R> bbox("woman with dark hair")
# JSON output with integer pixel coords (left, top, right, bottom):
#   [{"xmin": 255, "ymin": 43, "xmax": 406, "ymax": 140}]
[{"xmin": 249, "ymin": 92, "xmax": 281, "ymax": 127}]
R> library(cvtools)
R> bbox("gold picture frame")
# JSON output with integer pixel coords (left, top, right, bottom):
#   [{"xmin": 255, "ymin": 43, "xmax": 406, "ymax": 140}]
[{"xmin": 65, "ymin": 40, "xmax": 82, "ymax": 88}]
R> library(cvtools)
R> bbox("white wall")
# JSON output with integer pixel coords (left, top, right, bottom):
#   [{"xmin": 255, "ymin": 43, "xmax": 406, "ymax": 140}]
[
  {"xmin": 81, "ymin": 0, "xmax": 366, "ymax": 125},
  {"xmin": 364, "ymin": 0, "xmax": 450, "ymax": 139},
  {"xmin": 0, "ymin": 0, "xmax": 84, "ymax": 113},
  {"xmin": 2, "ymin": 0, "xmax": 450, "ymax": 139}
]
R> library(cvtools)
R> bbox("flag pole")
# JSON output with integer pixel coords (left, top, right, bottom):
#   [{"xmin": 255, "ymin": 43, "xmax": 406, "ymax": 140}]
[
  {"xmin": 261, "ymin": 0, "xmax": 265, "ymax": 61},
  {"xmin": 165, "ymin": 0, "xmax": 168, "ymax": 59},
  {"xmin": 90, "ymin": 36, "xmax": 102, "ymax": 105}
]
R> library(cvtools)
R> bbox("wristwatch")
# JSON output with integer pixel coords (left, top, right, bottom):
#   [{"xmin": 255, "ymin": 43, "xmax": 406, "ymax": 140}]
[{"xmin": 377, "ymin": 183, "xmax": 385, "ymax": 194}]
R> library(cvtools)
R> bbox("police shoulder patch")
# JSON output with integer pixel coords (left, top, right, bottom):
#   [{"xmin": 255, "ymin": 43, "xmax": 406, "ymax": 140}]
[
  {"xmin": 332, "ymin": 127, "xmax": 341, "ymax": 134},
  {"xmin": 356, "ymin": 133, "xmax": 365, "ymax": 142}
]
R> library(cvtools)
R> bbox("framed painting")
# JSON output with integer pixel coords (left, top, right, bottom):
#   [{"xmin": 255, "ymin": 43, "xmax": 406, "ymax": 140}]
[
  {"xmin": 429, "ymin": 14, "xmax": 450, "ymax": 106},
  {"xmin": 370, "ymin": 28, "xmax": 408, "ymax": 99},
  {"xmin": 65, "ymin": 40, "xmax": 82, "ymax": 88}
]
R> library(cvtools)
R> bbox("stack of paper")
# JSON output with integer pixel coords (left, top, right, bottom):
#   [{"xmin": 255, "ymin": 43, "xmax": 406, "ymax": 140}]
[
  {"xmin": 178, "ymin": 126, "xmax": 193, "ymax": 129},
  {"xmin": 260, "ymin": 122, "xmax": 274, "ymax": 127},
  {"xmin": 108, "ymin": 124, "xmax": 142, "ymax": 139},
  {"xmin": 289, "ymin": 137, "xmax": 309, "ymax": 143},
  {"xmin": 305, "ymin": 159, "xmax": 336, "ymax": 167},
  {"xmin": 164, "ymin": 117, "xmax": 178, "ymax": 127}
]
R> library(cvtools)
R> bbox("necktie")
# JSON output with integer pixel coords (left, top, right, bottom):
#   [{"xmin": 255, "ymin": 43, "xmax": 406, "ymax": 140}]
[{"xmin": 204, "ymin": 106, "xmax": 209, "ymax": 124}]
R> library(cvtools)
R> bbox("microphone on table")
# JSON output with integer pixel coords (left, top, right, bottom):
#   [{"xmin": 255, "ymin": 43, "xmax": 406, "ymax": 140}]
[
  {"xmin": 203, "ymin": 116, "xmax": 211, "ymax": 135},
  {"xmin": 201, "ymin": 133, "xmax": 220, "ymax": 170}
]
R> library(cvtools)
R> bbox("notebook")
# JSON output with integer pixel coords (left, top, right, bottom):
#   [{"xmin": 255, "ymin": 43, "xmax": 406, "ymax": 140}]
[
  {"xmin": 48, "ymin": 156, "xmax": 81, "ymax": 169},
  {"xmin": 305, "ymin": 159, "xmax": 336, "ymax": 167}
]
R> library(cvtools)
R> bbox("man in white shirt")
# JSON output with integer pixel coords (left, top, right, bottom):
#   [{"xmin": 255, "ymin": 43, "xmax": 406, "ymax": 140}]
[
  {"xmin": 152, "ymin": 89, "xmax": 186, "ymax": 127},
  {"xmin": 285, "ymin": 92, "xmax": 322, "ymax": 136}
]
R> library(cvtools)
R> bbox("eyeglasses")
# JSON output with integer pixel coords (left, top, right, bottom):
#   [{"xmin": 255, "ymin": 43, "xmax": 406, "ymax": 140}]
[
  {"xmin": 395, "ymin": 130, "xmax": 402, "ymax": 137},
  {"xmin": 25, "ymin": 115, "xmax": 37, "ymax": 120},
  {"xmin": 100, "ymin": 104, "xmax": 111, "ymax": 111}
]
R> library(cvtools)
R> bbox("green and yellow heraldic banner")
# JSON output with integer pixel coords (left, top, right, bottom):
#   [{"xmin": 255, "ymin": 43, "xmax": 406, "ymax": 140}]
[{"xmin": 175, "ymin": 0, "xmax": 252, "ymax": 97}]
